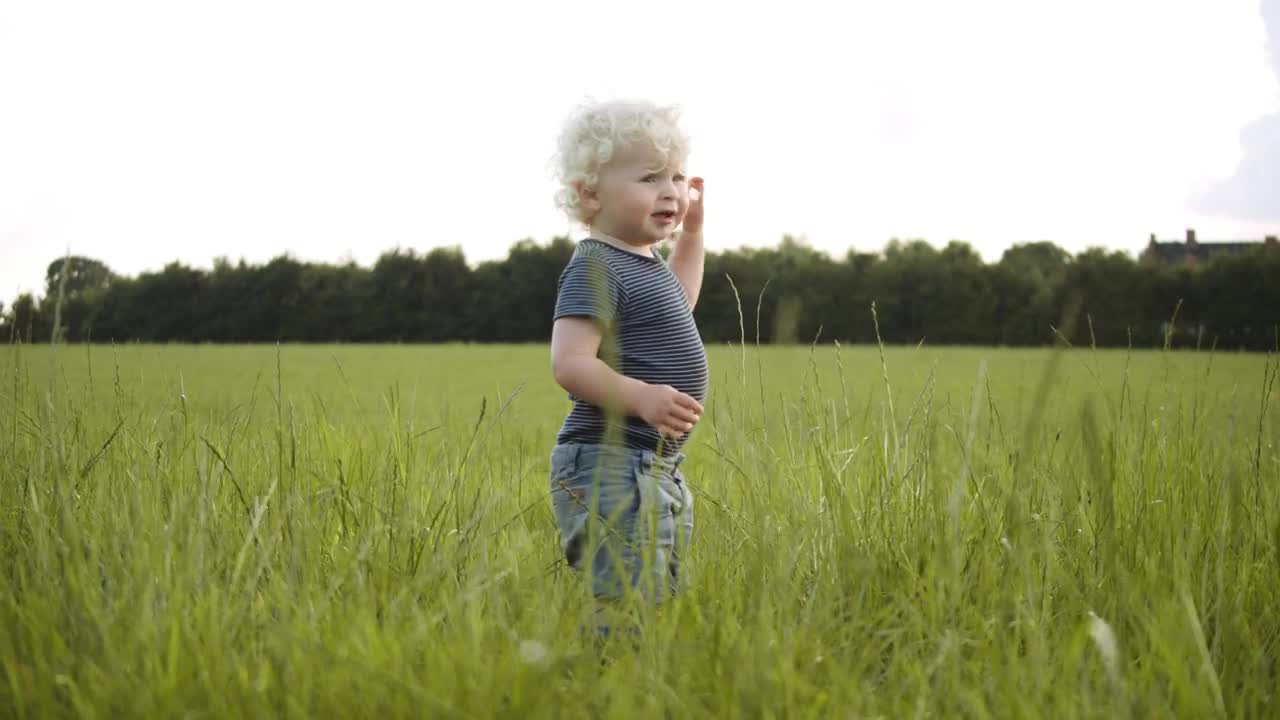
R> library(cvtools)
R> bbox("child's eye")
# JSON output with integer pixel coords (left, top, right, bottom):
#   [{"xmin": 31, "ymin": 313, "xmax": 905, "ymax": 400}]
[
  {"xmin": 673, "ymin": 174, "xmax": 687, "ymax": 182},
  {"xmin": 641, "ymin": 174, "xmax": 658, "ymax": 183}
]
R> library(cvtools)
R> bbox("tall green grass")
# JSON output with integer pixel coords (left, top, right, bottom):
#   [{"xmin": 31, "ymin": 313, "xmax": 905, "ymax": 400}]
[{"xmin": 1, "ymin": 339, "xmax": 1276, "ymax": 717}]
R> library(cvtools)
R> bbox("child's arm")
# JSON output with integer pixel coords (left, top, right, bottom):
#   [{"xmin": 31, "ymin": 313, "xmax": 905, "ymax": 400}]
[
  {"xmin": 551, "ymin": 317, "xmax": 703, "ymax": 439},
  {"xmin": 669, "ymin": 177, "xmax": 706, "ymax": 310}
]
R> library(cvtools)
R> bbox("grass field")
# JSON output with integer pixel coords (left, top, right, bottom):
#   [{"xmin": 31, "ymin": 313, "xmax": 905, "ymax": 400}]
[{"xmin": 1, "ymin": 340, "xmax": 1277, "ymax": 718}]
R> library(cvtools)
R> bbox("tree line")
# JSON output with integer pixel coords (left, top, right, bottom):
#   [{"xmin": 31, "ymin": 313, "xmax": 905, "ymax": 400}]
[{"xmin": 2, "ymin": 236, "xmax": 1277, "ymax": 349}]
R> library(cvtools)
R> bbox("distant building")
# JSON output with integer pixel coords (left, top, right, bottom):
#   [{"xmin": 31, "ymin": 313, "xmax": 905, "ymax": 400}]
[{"xmin": 1142, "ymin": 228, "xmax": 1278, "ymax": 266}]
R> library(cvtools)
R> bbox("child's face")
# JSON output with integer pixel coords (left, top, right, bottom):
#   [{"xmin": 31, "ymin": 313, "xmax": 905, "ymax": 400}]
[{"xmin": 588, "ymin": 143, "xmax": 689, "ymax": 247}]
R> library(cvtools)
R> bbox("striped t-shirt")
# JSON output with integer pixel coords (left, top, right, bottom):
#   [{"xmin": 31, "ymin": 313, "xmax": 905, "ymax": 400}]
[{"xmin": 553, "ymin": 238, "xmax": 709, "ymax": 456}]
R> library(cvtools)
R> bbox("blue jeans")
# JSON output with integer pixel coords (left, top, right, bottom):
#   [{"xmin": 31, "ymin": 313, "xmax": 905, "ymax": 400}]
[{"xmin": 549, "ymin": 443, "xmax": 694, "ymax": 602}]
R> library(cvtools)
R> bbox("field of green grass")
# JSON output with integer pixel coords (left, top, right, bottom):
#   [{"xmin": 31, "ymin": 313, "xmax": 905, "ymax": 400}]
[{"xmin": 2, "ymin": 340, "xmax": 1277, "ymax": 718}]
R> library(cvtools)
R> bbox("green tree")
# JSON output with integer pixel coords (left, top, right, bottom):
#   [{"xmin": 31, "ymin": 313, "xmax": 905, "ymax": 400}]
[
  {"xmin": 993, "ymin": 241, "xmax": 1071, "ymax": 345},
  {"xmin": 1195, "ymin": 247, "xmax": 1280, "ymax": 350},
  {"xmin": 7, "ymin": 237, "xmax": 1278, "ymax": 347},
  {"xmin": 1054, "ymin": 248, "xmax": 1148, "ymax": 346},
  {"xmin": 38, "ymin": 256, "xmax": 117, "ymax": 341},
  {"xmin": 469, "ymin": 237, "xmax": 575, "ymax": 342},
  {"xmin": 44, "ymin": 256, "xmax": 116, "ymax": 299},
  {"xmin": 859, "ymin": 239, "xmax": 1000, "ymax": 344},
  {"xmin": 999, "ymin": 241, "xmax": 1070, "ymax": 284},
  {"xmin": 9, "ymin": 294, "xmax": 42, "ymax": 343},
  {"xmin": 369, "ymin": 247, "xmax": 475, "ymax": 342}
]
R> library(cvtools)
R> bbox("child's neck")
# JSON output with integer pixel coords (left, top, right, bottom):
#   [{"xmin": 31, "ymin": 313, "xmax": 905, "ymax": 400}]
[{"xmin": 589, "ymin": 230, "xmax": 659, "ymax": 258}]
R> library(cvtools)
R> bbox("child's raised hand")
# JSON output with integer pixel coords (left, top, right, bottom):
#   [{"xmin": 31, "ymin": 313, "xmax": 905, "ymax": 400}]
[
  {"xmin": 634, "ymin": 383, "xmax": 703, "ymax": 439},
  {"xmin": 681, "ymin": 177, "xmax": 705, "ymax": 236}
]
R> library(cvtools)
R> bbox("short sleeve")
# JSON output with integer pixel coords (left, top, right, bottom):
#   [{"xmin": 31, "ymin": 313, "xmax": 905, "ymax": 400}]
[{"xmin": 554, "ymin": 251, "xmax": 623, "ymax": 328}]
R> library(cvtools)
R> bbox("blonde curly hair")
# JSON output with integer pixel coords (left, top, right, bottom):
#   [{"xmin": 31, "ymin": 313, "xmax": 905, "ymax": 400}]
[{"xmin": 553, "ymin": 99, "xmax": 690, "ymax": 226}]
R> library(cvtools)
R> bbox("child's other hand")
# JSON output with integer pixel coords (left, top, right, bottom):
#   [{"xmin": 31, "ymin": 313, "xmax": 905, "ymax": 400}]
[
  {"xmin": 681, "ymin": 177, "xmax": 705, "ymax": 236},
  {"xmin": 634, "ymin": 383, "xmax": 703, "ymax": 439}
]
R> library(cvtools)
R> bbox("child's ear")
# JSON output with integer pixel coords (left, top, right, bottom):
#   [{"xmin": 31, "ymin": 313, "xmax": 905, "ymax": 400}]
[{"xmin": 576, "ymin": 182, "xmax": 600, "ymax": 215}]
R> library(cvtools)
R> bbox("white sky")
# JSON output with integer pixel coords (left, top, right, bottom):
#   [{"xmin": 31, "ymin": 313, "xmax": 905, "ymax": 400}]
[{"xmin": 2, "ymin": 0, "xmax": 1278, "ymax": 301}]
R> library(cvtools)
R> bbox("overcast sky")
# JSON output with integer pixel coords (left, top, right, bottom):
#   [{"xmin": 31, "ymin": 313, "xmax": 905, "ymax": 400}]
[{"xmin": 1, "ymin": 0, "xmax": 1277, "ymax": 301}]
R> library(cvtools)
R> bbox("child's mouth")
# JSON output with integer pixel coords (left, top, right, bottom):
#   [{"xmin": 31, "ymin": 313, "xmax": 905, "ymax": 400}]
[{"xmin": 652, "ymin": 211, "xmax": 676, "ymax": 223}]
